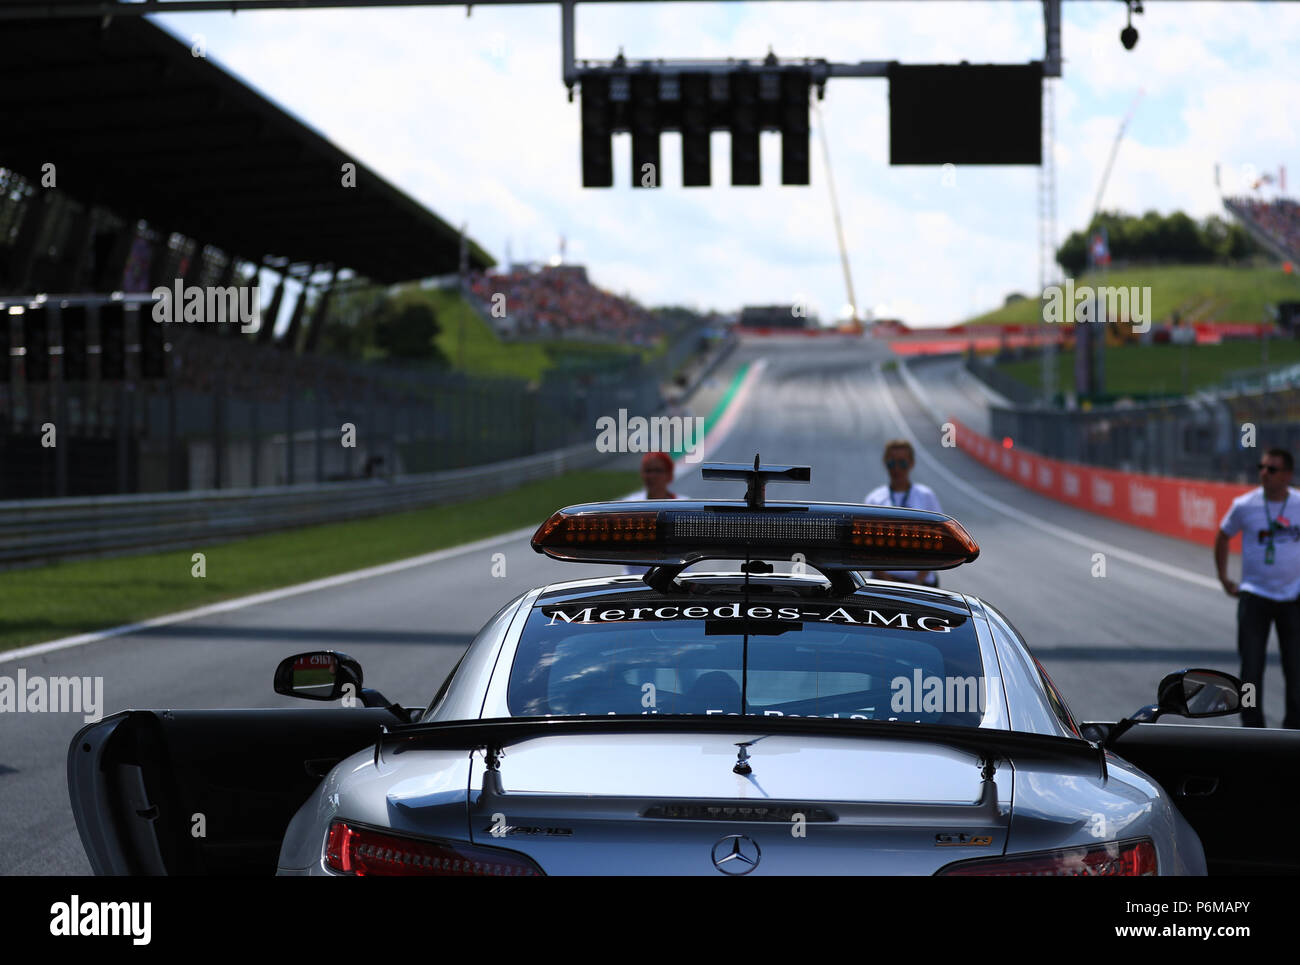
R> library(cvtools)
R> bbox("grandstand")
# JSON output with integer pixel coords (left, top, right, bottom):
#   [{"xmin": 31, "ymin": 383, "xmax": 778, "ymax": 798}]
[
  {"xmin": 1224, "ymin": 195, "xmax": 1300, "ymax": 265},
  {"xmin": 0, "ymin": 15, "xmax": 675, "ymax": 500}
]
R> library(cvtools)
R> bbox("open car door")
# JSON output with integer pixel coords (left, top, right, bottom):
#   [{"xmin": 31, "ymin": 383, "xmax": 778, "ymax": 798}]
[
  {"xmin": 68, "ymin": 707, "xmax": 399, "ymax": 875},
  {"xmin": 1110, "ymin": 722, "xmax": 1300, "ymax": 875}
]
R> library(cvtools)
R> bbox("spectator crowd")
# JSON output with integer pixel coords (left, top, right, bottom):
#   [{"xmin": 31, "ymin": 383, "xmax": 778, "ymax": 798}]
[
  {"xmin": 1225, "ymin": 195, "xmax": 1300, "ymax": 262},
  {"xmin": 468, "ymin": 264, "xmax": 660, "ymax": 344}
]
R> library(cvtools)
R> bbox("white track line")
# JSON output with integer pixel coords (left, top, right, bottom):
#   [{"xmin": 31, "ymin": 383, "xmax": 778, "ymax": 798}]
[
  {"xmin": 4, "ymin": 356, "xmax": 767, "ymax": 665},
  {"xmin": 0, "ymin": 526, "xmax": 538, "ymax": 665},
  {"xmin": 682, "ymin": 357, "xmax": 768, "ymax": 468},
  {"xmin": 874, "ymin": 363, "xmax": 1221, "ymax": 591},
  {"xmin": 895, "ymin": 357, "xmax": 946, "ymax": 425}
]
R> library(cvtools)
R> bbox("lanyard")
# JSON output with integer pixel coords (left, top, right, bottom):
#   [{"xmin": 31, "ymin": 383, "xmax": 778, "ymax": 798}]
[
  {"xmin": 889, "ymin": 487, "xmax": 911, "ymax": 508},
  {"xmin": 1264, "ymin": 492, "xmax": 1289, "ymax": 565}
]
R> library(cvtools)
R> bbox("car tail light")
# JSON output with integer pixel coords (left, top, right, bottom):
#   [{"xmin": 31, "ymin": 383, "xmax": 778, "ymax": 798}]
[
  {"xmin": 938, "ymin": 839, "xmax": 1157, "ymax": 876},
  {"xmin": 325, "ymin": 822, "xmax": 543, "ymax": 876}
]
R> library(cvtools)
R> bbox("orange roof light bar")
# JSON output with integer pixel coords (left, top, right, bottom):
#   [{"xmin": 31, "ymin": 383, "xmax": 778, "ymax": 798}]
[{"xmin": 531, "ymin": 500, "xmax": 980, "ymax": 571}]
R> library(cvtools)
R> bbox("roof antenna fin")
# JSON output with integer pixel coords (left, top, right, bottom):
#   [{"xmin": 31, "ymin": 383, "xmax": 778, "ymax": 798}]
[{"xmin": 701, "ymin": 456, "xmax": 811, "ymax": 509}]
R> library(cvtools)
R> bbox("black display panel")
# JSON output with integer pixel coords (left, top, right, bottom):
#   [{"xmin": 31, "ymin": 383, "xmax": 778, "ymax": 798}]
[{"xmin": 890, "ymin": 63, "xmax": 1042, "ymax": 165}]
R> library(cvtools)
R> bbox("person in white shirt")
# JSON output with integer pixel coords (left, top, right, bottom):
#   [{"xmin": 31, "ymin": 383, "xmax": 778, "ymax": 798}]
[
  {"xmin": 624, "ymin": 452, "xmax": 685, "ymax": 576},
  {"xmin": 864, "ymin": 438, "xmax": 944, "ymax": 587},
  {"xmin": 1215, "ymin": 446, "xmax": 1300, "ymax": 728}
]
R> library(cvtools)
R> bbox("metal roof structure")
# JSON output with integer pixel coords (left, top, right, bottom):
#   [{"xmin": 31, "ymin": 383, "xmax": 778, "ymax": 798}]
[{"xmin": 3, "ymin": 14, "xmax": 493, "ymax": 284}]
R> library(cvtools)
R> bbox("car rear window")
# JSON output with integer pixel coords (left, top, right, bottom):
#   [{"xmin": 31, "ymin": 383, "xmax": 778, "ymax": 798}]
[{"xmin": 507, "ymin": 597, "xmax": 986, "ymax": 727}]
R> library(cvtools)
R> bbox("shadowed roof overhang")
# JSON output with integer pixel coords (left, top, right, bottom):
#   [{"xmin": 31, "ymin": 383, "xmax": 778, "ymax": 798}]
[{"xmin": 1, "ymin": 15, "xmax": 494, "ymax": 283}]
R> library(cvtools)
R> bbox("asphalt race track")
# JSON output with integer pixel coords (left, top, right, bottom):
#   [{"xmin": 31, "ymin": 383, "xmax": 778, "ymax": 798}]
[{"xmin": 0, "ymin": 336, "xmax": 1278, "ymax": 875}]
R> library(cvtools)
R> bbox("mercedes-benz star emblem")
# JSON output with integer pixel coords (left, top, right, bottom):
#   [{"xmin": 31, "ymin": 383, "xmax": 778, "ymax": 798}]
[{"xmin": 711, "ymin": 834, "xmax": 761, "ymax": 875}]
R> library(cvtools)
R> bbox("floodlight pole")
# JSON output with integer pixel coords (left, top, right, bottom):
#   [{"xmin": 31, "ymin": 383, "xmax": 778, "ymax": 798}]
[
  {"xmin": 1042, "ymin": 0, "xmax": 1062, "ymax": 78},
  {"xmin": 562, "ymin": 0, "xmax": 577, "ymax": 92},
  {"xmin": 1039, "ymin": 0, "xmax": 1061, "ymax": 406}
]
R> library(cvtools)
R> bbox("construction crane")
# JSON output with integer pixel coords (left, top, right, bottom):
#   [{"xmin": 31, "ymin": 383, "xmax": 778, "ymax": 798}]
[
  {"xmin": 1090, "ymin": 90, "xmax": 1146, "ymax": 362},
  {"xmin": 1092, "ymin": 90, "xmax": 1146, "ymax": 222},
  {"xmin": 814, "ymin": 101, "xmax": 863, "ymax": 333}
]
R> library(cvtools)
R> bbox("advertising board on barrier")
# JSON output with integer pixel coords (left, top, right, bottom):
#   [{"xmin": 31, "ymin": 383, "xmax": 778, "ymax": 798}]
[{"xmin": 951, "ymin": 419, "xmax": 1250, "ymax": 548}]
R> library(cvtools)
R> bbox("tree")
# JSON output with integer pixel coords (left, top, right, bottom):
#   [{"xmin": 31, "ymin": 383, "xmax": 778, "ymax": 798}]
[
  {"xmin": 318, "ymin": 287, "xmax": 448, "ymax": 363},
  {"xmin": 1056, "ymin": 232, "xmax": 1088, "ymax": 276},
  {"xmin": 1055, "ymin": 209, "xmax": 1259, "ymax": 275},
  {"xmin": 374, "ymin": 298, "xmax": 445, "ymax": 361},
  {"xmin": 319, "ymin": 287, "xmax": 385, "ymax": 358}
]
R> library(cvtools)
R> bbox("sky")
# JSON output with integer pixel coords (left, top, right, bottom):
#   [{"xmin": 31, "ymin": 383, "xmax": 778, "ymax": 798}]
[{"xmin": 156, "ymin": 2, "xmax": 1300, "ymax": 327}]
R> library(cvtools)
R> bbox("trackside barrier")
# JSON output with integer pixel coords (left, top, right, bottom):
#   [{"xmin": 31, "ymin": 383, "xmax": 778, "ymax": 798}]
[
  {"xmin": 951, "ymin": 419, "xmax": 1251, "ymax": 549},
  {"xmin": 0, "ymin": 440, "xmax": 616, "ymax": 568}
]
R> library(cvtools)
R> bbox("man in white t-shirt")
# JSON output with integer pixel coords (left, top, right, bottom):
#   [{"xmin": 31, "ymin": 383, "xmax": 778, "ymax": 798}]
[
  {"xmin": 864, "ymin": 438, "xmax": 944, "ymax": 587},
  {"xmin": 1215, "ymin": 446, "xmax": 1300, "ymax": 729},
  {"xmin": 624, "ymin": 452, "xmax": 686, "ymax": 576}
]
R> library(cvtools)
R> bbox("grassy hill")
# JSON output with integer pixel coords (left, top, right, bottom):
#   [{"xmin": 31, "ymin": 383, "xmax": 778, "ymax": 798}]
[
  {"xmin": 964, "ymin": 264, "xmax": 1300, "ymax": 326},
  {"xmin": 998, "ymin": 339, "xmax": 1300, "ymax": 397},
  {"xmin": 389, "ymin": 286, "xmax": 659, "ymax": 382}
]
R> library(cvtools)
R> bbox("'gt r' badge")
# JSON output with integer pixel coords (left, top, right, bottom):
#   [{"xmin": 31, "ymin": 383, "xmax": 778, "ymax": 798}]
[
  {"xmin": 482, "ymin": 825, "xmax": 573, "ymax": 836},
  {"xmin": 935, "ymin": 833, "xmax": 993, "ymax": 847}
]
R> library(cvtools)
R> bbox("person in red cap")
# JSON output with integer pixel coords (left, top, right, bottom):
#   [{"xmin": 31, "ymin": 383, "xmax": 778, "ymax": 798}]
[
  {"xmin": 628, "ymin": 452, "xmax": 680, "ymax": 501},
  {"xmin": 624, "ymin": 453, "xmax": 685, "ymax": 575}
]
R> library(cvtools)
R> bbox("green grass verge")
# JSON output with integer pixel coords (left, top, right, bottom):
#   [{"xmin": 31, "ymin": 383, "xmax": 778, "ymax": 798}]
[
  {"xmin": 665, "ymin": 361, "xmax": 750, "ymax": 462},
  {"xmin": 997, "ymin": 340, "xmax": 1300, "ymax": 397},
  {"xmin": 397, "ymin": 287, "xmax": 657, "ymax": 382},
  {"xmin": 964, "ymin": 264, "xmax": 1300, "ymax": 326},
  {"xmin": 0, "ymin": 469, "xmax": 637, "ymax": 653}
]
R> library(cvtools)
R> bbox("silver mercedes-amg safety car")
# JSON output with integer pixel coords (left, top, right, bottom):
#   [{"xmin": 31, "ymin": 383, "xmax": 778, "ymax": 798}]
[{"xmin": 68, "ymin": 461, "xmax": 1300, "ymax": 875}]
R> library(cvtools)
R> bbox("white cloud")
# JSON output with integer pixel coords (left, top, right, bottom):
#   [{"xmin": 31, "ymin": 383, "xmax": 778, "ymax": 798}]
[{"xmin": 158, "ymin": 2, "xmax": 1300, "ymax": 327}]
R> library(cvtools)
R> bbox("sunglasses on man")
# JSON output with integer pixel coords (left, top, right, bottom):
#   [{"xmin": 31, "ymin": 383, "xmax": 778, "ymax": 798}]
[
  {"xmin": 885, "ymin": 459, "xmax": 911, "ymax": 470},
  {"xmin": 1258, "ymin": 463, "xmax": 1287, "ymax": 474}
]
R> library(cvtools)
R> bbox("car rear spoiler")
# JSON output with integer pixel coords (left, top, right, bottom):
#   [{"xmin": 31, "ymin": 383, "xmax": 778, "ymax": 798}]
[{"xmin": 378, "ymin": 714, "xmax": 1107, "ymax": 780}]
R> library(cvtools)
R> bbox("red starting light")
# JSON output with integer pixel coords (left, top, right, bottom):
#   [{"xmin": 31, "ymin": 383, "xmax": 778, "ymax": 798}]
[{"xmin": 1001, "ymin": 437, "xmax": 1014, "ymax": 449}]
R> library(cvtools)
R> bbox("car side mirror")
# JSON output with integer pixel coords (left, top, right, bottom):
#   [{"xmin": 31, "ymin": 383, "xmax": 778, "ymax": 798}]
[
  {"xmin": 274, "ymin": 651, "xmax": 364, "ymax": 702},
  {"xmin": 1103, "ymin": 667, "xmax": 1244, "ymax": 748},
  {"xmin": 1156, "ymin": 668, "xmax": 1242, "ymax": 719}
]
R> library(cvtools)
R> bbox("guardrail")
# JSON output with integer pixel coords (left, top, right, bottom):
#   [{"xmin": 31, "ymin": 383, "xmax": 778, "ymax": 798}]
[
  {"xmin": 0, "ymin": 295, "xmax": 672, "ymax": 498},
  {"xmin": 0, "ymin": 441, "xmax": 622, "ymax": 568},
  {"xmin": 1218, "ymin": 361, "xmax": 1300, "ymax": 396},
  {"xmin": 963, "ymin": 354, "xmax": 1044, "ymax": 406},
  {"xmin": 672, "ymin": 330, "xmax": 739, "ymax": 400}
]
